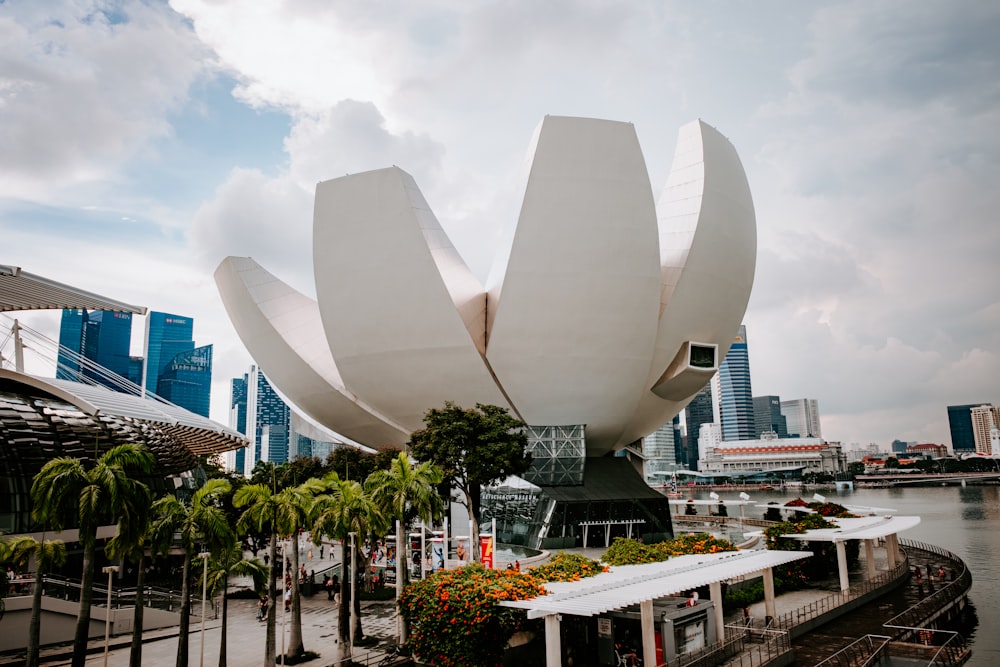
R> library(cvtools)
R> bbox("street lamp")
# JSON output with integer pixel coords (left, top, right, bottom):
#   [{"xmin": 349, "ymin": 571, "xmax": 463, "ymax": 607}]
[
  {"xmin": 198, "ymin": 551, "xmax": 210, "ymax": 667},
  {"xmin": 102, "ymin": 565, "xmax": 120, "ymax": 667},
  {"xmin": 348, "ymin": 532, "xmax": 357, "ymax": 655},
  {"xmin": 281, "ymin": 538, "xmax": 290, "ymax": 666}
]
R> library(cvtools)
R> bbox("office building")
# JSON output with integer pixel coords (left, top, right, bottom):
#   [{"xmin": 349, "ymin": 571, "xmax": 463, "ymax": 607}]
[
  {"xmin": 718, "ymin": 325, "xmax": 755, "ymax": 441},
  {"xmin": 641, "ymin": 416, "xmax": 683, "ymax": 485},
  {"xmin": 970, "ymin": 405, "xmax": 1000, "ymax": 456},
  {"xmin": 143, "ymin": 311, "xmax": 195, "ymax": 398},
  {"xmin": 948, "ymin": 404, "xmax": 984, "ymax": 453},
  {"xmin": 753, "ymin": 395, "xmax": 787, "ymax": 438},
  {"xmin": 698, "ymin": 434, "xmax": 846, "ymax": 476},
  {"xmin": 56, "ymin": 308, "xmax": 133, "ymax": 390},
  {"xmin": 781, "ymin": 398, "xmax": 822, "ymax": 439},
  {"xmin": 684, "ymin": 384, "xmax": 714, "ymax": 470},
  {"xmin": 231, "ymin": 365, "xmax": 292, "ymax": 476},
  {"xmin": 155, "ymin": 345, "xmax": 213, "ymax": 418}
]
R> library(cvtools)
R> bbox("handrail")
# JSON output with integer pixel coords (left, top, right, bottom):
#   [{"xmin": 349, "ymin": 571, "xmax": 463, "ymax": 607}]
[{"xmin": 813, "ymin": 634, "xmax": 891, "ymax": 666}]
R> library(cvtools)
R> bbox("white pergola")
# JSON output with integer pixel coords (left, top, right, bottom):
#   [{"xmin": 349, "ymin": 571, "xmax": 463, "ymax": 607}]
[
  {"xmin": 501, "ymin": 549, "xmax": 812, "ymax": 667},
  {"xmin": 780, "ymin": 515, "xmax": 921, "ymax": 591}
]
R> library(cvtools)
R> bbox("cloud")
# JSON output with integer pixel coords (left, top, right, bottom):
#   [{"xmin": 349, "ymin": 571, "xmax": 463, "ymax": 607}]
[{"xmin": 0, "ymin": 1, "xmax": 212, "ymax": 200}]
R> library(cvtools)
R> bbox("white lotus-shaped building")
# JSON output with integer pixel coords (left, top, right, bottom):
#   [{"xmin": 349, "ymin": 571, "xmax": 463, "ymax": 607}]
[{"xmin": 216, "ymin": 116, "xmax": 755, "ymax": 464}]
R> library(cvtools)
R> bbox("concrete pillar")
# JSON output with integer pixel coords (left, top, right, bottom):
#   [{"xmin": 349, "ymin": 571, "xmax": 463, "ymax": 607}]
[
  {"xmin": 544, "ymin": 614, "xmax": 561, "ymax": 667},
  {"xmin": 836, "ymin": 540, "xmax": 850, "ymax": 592},
  {"xmin": 762, "ymin": 568, "xmax": 776, "ymax": 622},
  {"xmin": 864, "ymin": 539, "xmax": 876, "ymax": 579},
  {"xmin": 710, "ymin": 580, "xmax": 724, "ymax": 641},
  {"xmin": 885, "ymin": 533, "xmax": 898, "ymax": 569},
  {"xmin": 640, "ymin": 599, "xmax": 657, "ymax": 667}
]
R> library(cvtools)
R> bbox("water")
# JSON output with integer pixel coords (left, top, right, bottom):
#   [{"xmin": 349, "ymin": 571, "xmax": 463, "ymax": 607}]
[{"xmin": 690, "ymin": 485, "xmax": 999, "ymax": 666}]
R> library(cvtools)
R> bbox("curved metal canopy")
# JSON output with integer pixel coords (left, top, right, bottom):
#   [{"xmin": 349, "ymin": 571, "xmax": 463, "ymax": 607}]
[{"xmin": 0, "ymin": 264, "xmax": 146, "ymax": 314}]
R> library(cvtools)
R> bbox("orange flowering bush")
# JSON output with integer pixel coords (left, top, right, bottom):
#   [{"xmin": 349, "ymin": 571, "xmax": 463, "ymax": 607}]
[
  {"xmin": 398, "ymin": 563, "xmax": 546, "ymax": 667},
  {"xmin": 529, "ymin": 552, "xmax": 605, "ymax": 582},
  {"xmin": 602, "ymin": 534, "xmax": 736, "ymax": 566}
]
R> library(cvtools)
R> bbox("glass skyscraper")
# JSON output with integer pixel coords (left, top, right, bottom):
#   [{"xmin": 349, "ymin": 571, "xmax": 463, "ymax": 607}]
[
  {"xmin": 56, "ymin": 309, "xmax": 133, "ymax": 390},
  {"xmin": 143, "ymin": 311, "xmax": 195, "ymax": 399},
  {"xmin": 718, "ymin": 324, "xmax": 755, "ymax": 441},
  {"xmin": 684, "ymin": 383, "xmax": 714, "ymax": 469},
  {"xmin": 230, "ymin": 375, "xmax": 249, "ymax": 474},
  {"xmin": 231, "ymin": 366, "xmax": 291, "ymax": 476},
  {"xmin": 753, "ymin": 395, "xmax": 787, "ymax": 438},
  {"xmin": 948, "ymin": 404, "xmax": 983, "ymax": 453},
  {"xmin": 155, "ymin": 345, "xmax": 213, "ymax": 417}
]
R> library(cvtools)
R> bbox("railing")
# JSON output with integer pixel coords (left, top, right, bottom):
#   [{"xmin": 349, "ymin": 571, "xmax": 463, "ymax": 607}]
[
  {"xmin": 31, "ymin": 574, "xmax": 217, "ymax": 620},
  {"xmin": 771, "ymin": 556, "xmax": 911, "ymax": 631},
  {"xmin": 813, "ymin": 634, "xmax": 892, "ymax": 666},
  {"xmin": 673, "ymin": 627, "xmax": 791, "ymax": 667}
]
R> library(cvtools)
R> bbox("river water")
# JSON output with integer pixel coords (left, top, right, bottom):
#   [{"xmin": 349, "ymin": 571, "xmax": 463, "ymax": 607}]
[{"xmin": 689, "ymin": 484, "xmax": 998, "ymax": 666}]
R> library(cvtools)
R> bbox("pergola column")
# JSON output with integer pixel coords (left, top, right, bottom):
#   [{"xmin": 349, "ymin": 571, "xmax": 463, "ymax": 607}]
[
  {"xmin": 544, "ymin": 614, "xmax": 561, "ymax": 667},
  {"xmin": 835, "ymin": 540, "xmax": 850, "ymax": 592},
  {"xmin": 864, "ymin": 539, "xmax": 876, "ymax": 578},
  {"xmin": 710, "ymin": 580, "xmax": 724, "ymax": 640},
  {"xmin": 640, "ymin": 599, "xmax": 657, "ymax": 667},
  {"xmin": 885, "ymin": 533, "xmax": 898, "ymax": 569},
  {"xmin": 762, "ymin": 567, "xmax": 776, "ymax": 622}
]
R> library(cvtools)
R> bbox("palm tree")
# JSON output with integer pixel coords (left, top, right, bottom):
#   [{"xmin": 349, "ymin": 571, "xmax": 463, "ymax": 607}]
[
  {"xmin": 149, "ymin": 479, "xmax": 234, "ymax": 667},
  {"xmin": 233, "ymin": 483, "xmax": 282, "ymax": 667},
  {"xmin": 8, "ymin": 536, "xmax": 67, "ymax": 667},
  {"xmin": 366, "ymin": 452, "xmax": 444, "ymax": 644},
  {"xmin": 273, "ymin": 483, "xmax": 314, "ymax": 660},
  {"xmin": 310, "ymin": 473, "xmax": 386, "ymax": 661},
  {"xmin": 105, "ymin": 484, "xmax": 153, "ymax": 667},
  {"xmin": 30, "ymin": 443, "xmax": 155, "ymax": 667},
  {"xmin": 205, "ymin": 539, "xmax": 267, "ymax": 667}
]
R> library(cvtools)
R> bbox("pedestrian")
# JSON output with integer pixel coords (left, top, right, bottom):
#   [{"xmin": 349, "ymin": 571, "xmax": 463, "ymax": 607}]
[
  {"xmin": 319, "ymin": 543, "xmax": 324, "ymax": 559},
  {"xmin": 939, "ymin": 566, "xmax": 947, "ymax": 581},
  {"xmin": 258, "ymin": 594, "xmax": 269, "ymax": 622},
  {"xmin": 514, "ymin": 560, "xmax": 520, "ymax": 572},
  {"xmin": 284, "ymin": 587, "xmax": 291, "ymax": 612},
  {"xmin": 263, "ymin": 553, "xmax": 269, "ymax": 567}
]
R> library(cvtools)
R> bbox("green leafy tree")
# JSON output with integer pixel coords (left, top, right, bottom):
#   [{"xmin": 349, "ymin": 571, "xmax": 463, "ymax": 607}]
[
  {"xmin": 105, "ymin": 486, "xmax": 154, "ymax": 667},
  {"xmin": 30, "ymin": 443, "xmax": 155, "ymax": 667},
  {"xmin": 309, "ymin": 473, "xmax": 386, "ymax": 662},
  {"xmin": 885, "ymin": 457, "xmax": 900, "ymax": 469},
  {"xmin": 206, "ymin": 539, "xmax": 268, "ymax": 667},
  {"xmin": 409, "ymin": 402, "xmax": 530, "ymax": 559},
  {"xmin": 366, "ymin": 452, "xmax": 445, "ymax": 643},
  {"xmin": 273, "ymin": 482, "xmax": 315, "ymax": 660},
  {"xmin": 8, "ymin": 536, "xmax": 67, "ymax": 667},
  {"xmin": 149, "ymin": 479, "xmax": 234, "ymax": 667},
  {"xmin": 233, "ymin": 483, "xmax": 282, "ymax": 666}
]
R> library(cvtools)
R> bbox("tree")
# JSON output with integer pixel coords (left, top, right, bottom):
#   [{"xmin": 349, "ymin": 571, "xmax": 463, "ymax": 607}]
[
  {"xmin": 309, "ymin": 473, "xmax": 386, "ymax": 662},
  {"xmin": 366, "ymin": 452, "xmax": 444, "ymax": 644},
  {"xmin": 105, "ymin": 485, "xmax": 154, "ymax": 667},
  {"xmin": 273, "ymin": 482, "xmax": 315, "ymax": 660},
  {"xmin": 30, "ymin": 443, "xmax": 155, "ymax": 667},
  {"xmin": 885, "ymin": 457, "xmax": 900, "ymax": 470},
  {"xmin": 233, "ymin": 483, "xmax": 283, "ymax": 667},
  {"xmin": 409, "ymin": 402, "xmax": 530, "ymax": 560},
  {"xmin": 205, "ymin": 539, "xmax": 268, "ymax": 667},
  {"xmin": 149, "ymin": 479, "xmax": 234, "ymax": 667},
  {"xmin": 8, "ymin": 536, "xmax": 67, "ymax": 667}
]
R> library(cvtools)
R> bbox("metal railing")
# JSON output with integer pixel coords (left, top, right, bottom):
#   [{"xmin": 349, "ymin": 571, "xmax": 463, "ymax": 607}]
[
  {"xmin": 32, "ymin": 574, "xmax": 217, "ymax": 620},
  {"xmin": 813, "ymin": 634, "xmax": 892, "ymax": 666},
  {"xmin": 674, "ymin": 627, "xmax": 791, "ymax": 667}
]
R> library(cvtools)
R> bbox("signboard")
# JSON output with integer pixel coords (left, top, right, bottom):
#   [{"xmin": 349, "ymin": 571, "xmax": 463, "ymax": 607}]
[
  {"xmin": 598, "ymin": 618, "xmax": 612, "ymax": 637},
  {"xmin": 480, "ymin": 535, "xmax": 494, "ymax": 569}
]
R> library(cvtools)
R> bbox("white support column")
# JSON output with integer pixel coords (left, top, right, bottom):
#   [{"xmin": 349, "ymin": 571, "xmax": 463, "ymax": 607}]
[
  {"xmin": 864, "ymin": 539, "xmax": 876, "ymax": 579},
  {"xmin": 640, "ymin": 599, "xmax": 657, "ymax": 667},
  {"xmin": 710, "ymin": 580, "xmax": 724, "ymax": 641},
  {"xmin": 605, "ymin": 523, "xmax": 611, "ymax": 547},
  {"xmin": 836, "ymin": 540, "xmax": 850, "ymax": 592},
  {"xmin": 544, "ymin": 614, "xmax": 561, "ymax": 667},
  {"xmin": 762, "ymin": 568, "xmax": 776, "ymax": 622},
  {"xmin": 885, "ymin": 534, "xmax": 898, "ymax": 569}
]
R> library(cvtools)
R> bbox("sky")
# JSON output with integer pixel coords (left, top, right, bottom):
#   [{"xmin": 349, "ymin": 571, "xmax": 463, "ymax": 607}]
[{"xmin": 2, "ymin": 0, "xmax": 998, "ymax": 451}]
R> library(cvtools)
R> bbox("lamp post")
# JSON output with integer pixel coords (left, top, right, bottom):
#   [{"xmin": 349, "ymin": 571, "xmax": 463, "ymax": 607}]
[
  {"xmin": 198, "ymin": 551, "xmax": 210, "ymax": 667},
  {"xmin": 348, "ymin": 532, "xmax": 357, "ymax": 655},
  {"xmin": 281, "ymin": 538, "xmax": 289, "ymax": 667},
  {"xmin": 102, "ymin": 565, "xmax": 120, "ymax": 667}
]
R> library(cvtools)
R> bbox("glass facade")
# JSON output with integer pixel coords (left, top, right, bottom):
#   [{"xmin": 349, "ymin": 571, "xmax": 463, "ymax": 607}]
[
  {"xmin": 230, "ymin": 375, "xmax": 248, "ymax": 473},
  {"xmin": 156, "ymin": 344, "xmax": 213, "ymax": 417},
  {"xmin": 718, "ymin": 324, "xmax": 755, "ymax": 441},
  {"xmin": 948, "ymin": 404, "xmax": 982, "ymax": 453},
  {"xmin": 144, "ymin": 311, "xmax": 195, "ymax": 399},
  {"xmin": 684, "ymin": 384, "xmax": 714, "ymax": 469},
  {"xmin": 753, "ymin": 395, "xmax": 787, "ymax": 438},
  {"xmin": 237, "ymin": 366, "xmax": 291, "ymax": 474},
  {"xmin": 55, "ymin": 309, "xmax": 133, "ymax": 390},
  {"xmin": 522, "ymin": 424, "xmax": 586, "ymax": 485}
]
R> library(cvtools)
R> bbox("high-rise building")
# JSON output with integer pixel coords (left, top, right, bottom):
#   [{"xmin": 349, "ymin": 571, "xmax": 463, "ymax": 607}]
[
  {"xmin": 684, "ymin": 383, "xmax": 714, "ymax": 469},
  {"xmin": 229, "ymin": 375, "xmax": 249, "ymax": 473},
  {"xmin": 56, "ymin": 309, "xmax": 133, "ymax": 390},
  {"xmin": 781, "ymin": 398, "xmax": 822, "ymax": 439},
  {"xmin": 718, "ymin": 325, "xmax": 755, "ymax": 441},
  {"xmin": 233, "ymin": 365, "xmax": 292, "ymax": 476},
  {"xmin": 143, "ymin": 311, "xmax": 195, "ymax": 399},
  {"xmin": 753, "ymin": 395, "xmax": 787, "ymax": 438},
  {"xmin": 970, "ymin": 405, "xmax": 1000, "ymax": 455},
  {"xmin": 641, "ymin": 417, "xmax": 682, "ymax": 484},
  {"xmin": 155, "ymin": 345, "xmax": 213, "ymax": 417},
  {"xmin": 948, "ymin": 404, "xmax": 984, "ymax": 453}
]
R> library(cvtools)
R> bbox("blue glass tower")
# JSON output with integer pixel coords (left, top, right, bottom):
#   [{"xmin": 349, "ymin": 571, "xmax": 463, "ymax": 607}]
[
  {"xmin": 156, "ymin": 345, "xmax": 213, "ymax": 417},
  {"xmin": 230, "ymin": 375, "xmax": 249, "ymax": 473},
  {"xmin": 235, "ymin": 366, "xmax": 291, "ymax": 475},
  {"xmin": 144, "ymin": 312, "xmax": 195, "ymax": 399},
  {"xmin": 56, "ymin": 309, "xmax": 133, "ymax": 390},
  {"xmin": 719, "ymin": 324, "xmax": 755, "ymax": 441},
  {"xmin": 684, "ymin": 383, "xmax": 714, "ymax": 468}
]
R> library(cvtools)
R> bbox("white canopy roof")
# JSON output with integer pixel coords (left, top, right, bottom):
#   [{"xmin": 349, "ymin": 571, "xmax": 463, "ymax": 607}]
[
  {"xmin": 781, "ymin": 515, "xmax": 921, "ymax": 543},
  {"xmin": 0, "ymin": 264, "xmax": 146, "ymax": 314},
  {"xmin": 501, "ymin": 549, "xmax": 812, "ymax": 619}
]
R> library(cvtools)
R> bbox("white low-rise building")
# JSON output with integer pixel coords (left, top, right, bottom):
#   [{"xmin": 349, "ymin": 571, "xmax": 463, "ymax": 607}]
[{"xmin": 698, "ymin": 433, "xmax": 846, "ymax": 475}]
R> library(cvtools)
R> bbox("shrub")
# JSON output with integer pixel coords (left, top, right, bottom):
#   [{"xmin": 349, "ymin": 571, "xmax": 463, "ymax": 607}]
[
  {"xmin": 529, "ymin": 552, "xmax": 606, "ymax": 582},
  {"xmin": 602, "ymin": 534, "xmax": 737, "ymax": 566},
  {"xmin": 398, "ymin": 564, "xmax": 546, "ymax": 667}
]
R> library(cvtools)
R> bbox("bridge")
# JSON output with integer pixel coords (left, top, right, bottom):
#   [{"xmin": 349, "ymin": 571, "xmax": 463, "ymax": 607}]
[{"xmin": 855, "ymin": 471, "xmax": 1000, "ymax": 487}]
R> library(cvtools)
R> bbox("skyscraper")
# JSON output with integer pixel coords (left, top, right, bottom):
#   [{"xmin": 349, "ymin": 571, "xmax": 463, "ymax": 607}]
[
  {"xmin": 56, "ymin": 308, "xmax": 133, "ymax": 390},
  {"xmin": 155, "ymin": 345, "xmax": 213, "ymax": 417},
  {"xmin": 753, "ymin": 395, "xmax": 787, "ymax": 438},
  {"xmin": 948, "ymin": 404, "xmax": 984, "ymax": 453},
  {"xmin": 233, "ymin": 365, "xmax": 291, "ymax": 476},
  {"xmin": 718, "ymin": 324, "xmax": 755, "ymax": 441},
  {"xmin": 780, "ymin": 398, "xmax": 822, "ymax": 439},
  {"xmin": 970, "ymin": 405, "xmax": 1000, "ymax": 455},
  {"xmin": 143, "ymin": 311, "xmax": 211, "ymax": 416},
  {"xmin": 143, "ymin": 311, "xmax": 195, "ymax": 398},
  {"xmin": 684, "ymin": 383, "xmax": 714, "ymax": 469}
]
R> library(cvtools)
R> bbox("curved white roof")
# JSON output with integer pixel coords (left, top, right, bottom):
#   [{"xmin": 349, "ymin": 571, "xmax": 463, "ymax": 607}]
[{"xmin": 216, "ymin": 115, "xmax": 756, "ymax": 454}]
